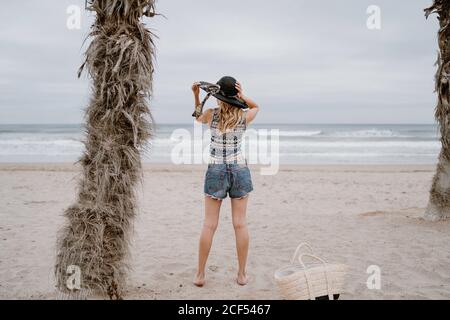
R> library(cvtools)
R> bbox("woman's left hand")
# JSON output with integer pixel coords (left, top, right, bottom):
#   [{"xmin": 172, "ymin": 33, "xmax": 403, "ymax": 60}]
[{"xmin": 192, "ymin": 82, "xmax": 201, "ymax": 96}]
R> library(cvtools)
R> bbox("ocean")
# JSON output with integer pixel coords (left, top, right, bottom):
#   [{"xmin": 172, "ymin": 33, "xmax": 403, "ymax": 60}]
[{"xmin": 0, "ymin": 123, "xmax": 441, "ymax": 165}]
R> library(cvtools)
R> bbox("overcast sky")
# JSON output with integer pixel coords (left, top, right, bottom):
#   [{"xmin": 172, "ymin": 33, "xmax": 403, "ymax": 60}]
[{"xmin": 0, "ymin": 0, "xmax": 440, "ymax": 124}]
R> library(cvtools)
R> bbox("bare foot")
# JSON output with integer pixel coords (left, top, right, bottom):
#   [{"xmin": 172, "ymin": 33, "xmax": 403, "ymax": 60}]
[
  {"xmin": 237, "ymin": 273, "xmax": 248, "ymax": 286},
  {"xmin": 193, "ymin": 272, "xmax": 205, "ymax": 287}
]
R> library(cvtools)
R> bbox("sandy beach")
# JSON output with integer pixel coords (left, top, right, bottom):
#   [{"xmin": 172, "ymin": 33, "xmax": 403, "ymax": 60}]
[{"xmin": 0, "ymin": 164, "xmax": 449, "ymax": 300}]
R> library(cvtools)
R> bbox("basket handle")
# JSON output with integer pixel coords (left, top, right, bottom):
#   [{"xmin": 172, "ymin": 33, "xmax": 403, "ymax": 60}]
[
  {"xmin": 298, "ymin": 253, "xmax": 334, "ymax": 301},
  {"xmin": 290, "ymin": 243, "xmax": 314, "ymax": 265},
  {"xmin": 298, "ymin": 253, "xmax": 328, "ymax": 268}
]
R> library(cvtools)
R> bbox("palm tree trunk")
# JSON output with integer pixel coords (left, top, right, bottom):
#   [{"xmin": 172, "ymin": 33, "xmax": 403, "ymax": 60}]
[
  {"xmin": 424, "ymin": 1, "xmax": 450, "ymax": 221},
  {"xmin": 55, "ymin": 0, "xmax": 156, "ymax": 299}
]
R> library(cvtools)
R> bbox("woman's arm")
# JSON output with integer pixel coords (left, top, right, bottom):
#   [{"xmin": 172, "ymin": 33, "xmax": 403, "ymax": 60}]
[
  {"xmin": 236, "ymin": 82, "xmax": 259, "ymax": 124},
  {"xmin": 197, "ymin": 108, "xmax": 213, "ymax": 124},
  {"xmin": 192, "ymin": 82, "xmax": 212, "ymax": 124}
]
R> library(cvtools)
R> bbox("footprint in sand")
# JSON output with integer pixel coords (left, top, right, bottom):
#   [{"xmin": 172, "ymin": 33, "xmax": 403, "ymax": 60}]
[
  {"xmin": 178, "ymin": 266, "xmax": 196, "ymax": 278},
  {"xmin": 208, "ymin": 265, "xmax": 219, "ymax": 272}
]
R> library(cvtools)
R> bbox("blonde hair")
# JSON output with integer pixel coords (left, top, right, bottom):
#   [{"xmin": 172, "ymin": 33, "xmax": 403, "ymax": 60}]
[{"xmin": 217, "ymin": 100, "xmax": 245, "ymax": 133}]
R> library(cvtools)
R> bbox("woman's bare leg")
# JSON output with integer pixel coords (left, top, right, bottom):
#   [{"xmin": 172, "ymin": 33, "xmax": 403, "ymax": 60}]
[
  {"xmin": 231, "ymin": 196, "xmax": 249, "ymax": 285},
  {"xmin": 194, "ymin": 196, "xmax": 222, "ymax": 286}
]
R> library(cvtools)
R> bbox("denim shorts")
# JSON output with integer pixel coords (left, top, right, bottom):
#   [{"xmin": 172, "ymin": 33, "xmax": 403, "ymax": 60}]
[{"xmin": 204, "ymin": 163, "xmax": 253, "ymax": 200}]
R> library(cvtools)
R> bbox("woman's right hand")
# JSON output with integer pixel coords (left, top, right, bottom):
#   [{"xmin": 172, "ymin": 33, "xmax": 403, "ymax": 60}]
[
  {"xmin": 192, "ymin": 82, "xmax": 200, "ymax": 96},
  {"xmin": 235, "ymin": 81, "xmax": 244, "ymax": 99}
]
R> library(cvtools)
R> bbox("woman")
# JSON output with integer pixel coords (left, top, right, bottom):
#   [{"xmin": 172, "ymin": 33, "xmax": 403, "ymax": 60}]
[{"xmin": 191, "ymin": 76, "xmax": 259, "ymax": 287}]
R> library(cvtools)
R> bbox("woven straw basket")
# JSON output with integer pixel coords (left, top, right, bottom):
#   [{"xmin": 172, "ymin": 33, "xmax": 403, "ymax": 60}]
[{"xmin": 274, "ymin": 243, "xmax": 348, "ymax": 300}]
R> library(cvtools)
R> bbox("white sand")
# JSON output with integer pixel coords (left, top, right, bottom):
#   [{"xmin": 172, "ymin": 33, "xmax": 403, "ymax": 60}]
[{"xmin": 0, "ymin": 164, "xmax": 449, "ymax": 300}]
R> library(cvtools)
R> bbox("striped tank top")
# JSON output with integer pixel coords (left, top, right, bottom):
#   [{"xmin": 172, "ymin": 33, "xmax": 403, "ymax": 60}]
[{"xmin": 209, "ymin": 108, "xmax": 247, "ymax": 164}]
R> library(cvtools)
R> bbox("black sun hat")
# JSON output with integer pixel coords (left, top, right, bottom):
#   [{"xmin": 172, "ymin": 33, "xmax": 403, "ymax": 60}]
[
  {"xmin": 212, "ymin": 76, "xmax": 248, "ymax": 109},
  {"xmin": 192, "ymin": 76, "xmax": 248, "ymax": 118}
]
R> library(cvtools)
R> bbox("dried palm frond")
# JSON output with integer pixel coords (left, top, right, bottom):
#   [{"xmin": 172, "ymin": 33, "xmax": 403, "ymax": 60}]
[
  {"xmin": 55, "ymin": 0, "xmax": 157, "ymax": 299},
  {"xmin": 426, "ymin": 0, "xmax": 450, "ymax": 156},
  {"xmin": 425, "ymin": 0, "xmax": 450, "ymax": 220}
]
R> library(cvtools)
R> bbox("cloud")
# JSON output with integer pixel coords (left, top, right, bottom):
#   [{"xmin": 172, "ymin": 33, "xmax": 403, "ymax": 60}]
[{"xmin": 0, "ymin": 0, "xmax": 440, "ymax": 124}]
